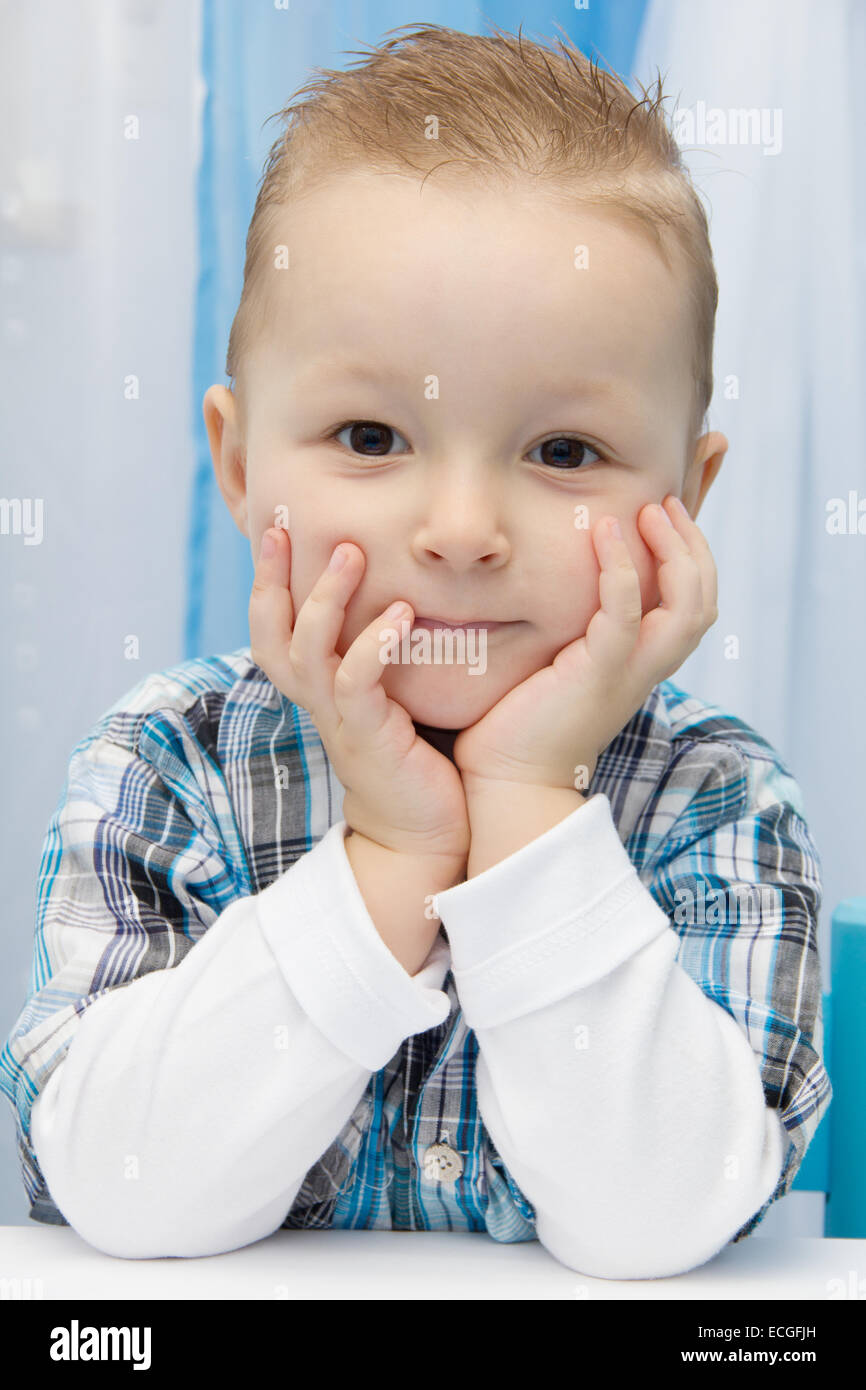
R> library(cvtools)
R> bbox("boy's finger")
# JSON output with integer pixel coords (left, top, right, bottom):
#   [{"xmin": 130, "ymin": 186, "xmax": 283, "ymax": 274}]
[
  {"xmin": 619, "ymin": 504, "xmax": 706, "ymax": 681},
  {"xmin": 664, "ymin": 501, "xmax": 719, "ymax": 621},
  {"xmin": 286, "ymin": 542, "xmax": 365, "ymax": 719},
  {"xmin": 648, "ymin": 524, "xmax": 704, "ymax": 638},
  {"xmin": 581, "ymin": 519, "xmax": 643, "ymax": 673},
  {"xmin": 249, "ymin": 527, "xmax": 296, "ymax": 685},
  {"xmin": 331, "ymin": 601, "xmax": 413, "ymax": 742}
]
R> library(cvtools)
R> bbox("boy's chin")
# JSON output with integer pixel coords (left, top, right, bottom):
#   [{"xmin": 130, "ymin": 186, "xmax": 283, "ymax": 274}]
[{"xmin": 382, "ymin": 665, "xmax": 505, "ymax": 731}]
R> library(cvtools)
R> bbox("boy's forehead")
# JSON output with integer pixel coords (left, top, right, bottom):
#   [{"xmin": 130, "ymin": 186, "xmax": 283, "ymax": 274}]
[
  {"xmin": 252, "ymin": 170, "xmax": 692, "ymax": 414},
  {"xmin": 273, "ymin": 169, "xmax": 678, "ymax": 304}
]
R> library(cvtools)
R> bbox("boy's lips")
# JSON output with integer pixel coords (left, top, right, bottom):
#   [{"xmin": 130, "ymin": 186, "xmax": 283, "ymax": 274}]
[{"xmin": 411, "ymin": 616, "xmax": 510, "ymax": 631}]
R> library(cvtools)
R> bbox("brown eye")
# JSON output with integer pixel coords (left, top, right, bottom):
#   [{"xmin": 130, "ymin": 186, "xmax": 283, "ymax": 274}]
[
  {"xmin": 334, "ymin": 421, "xmax": 409, "ymax": 456},
  {"xmin": 532, "ymin": 436, "xmax": 602, "ymax": 469}
]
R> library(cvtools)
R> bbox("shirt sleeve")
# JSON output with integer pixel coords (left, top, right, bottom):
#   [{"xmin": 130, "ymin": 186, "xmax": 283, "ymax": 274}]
[
  {"xmin": 2, "ymin": 730, "xmax": 450, "ymax": 1258},
  {"xmin": 432, "ymin": 746, "xmax": 828, "ymax": 1280}
]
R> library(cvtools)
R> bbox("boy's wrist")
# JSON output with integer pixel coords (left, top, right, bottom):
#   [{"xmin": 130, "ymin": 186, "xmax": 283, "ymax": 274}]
[
  {"xmin": 345, "ymin": 826, "xmax": 467, "ymax": 879},
  {"xmin": 461, "ymin": 778, "xmax": 588, "ymax": 878},
  {"xmin": 344, "ymin": 830, "xmax": 464, "ymax": 976},
  {"xmin": 461, "ymin": 766, "xmax": 594, "ymax": 799}
]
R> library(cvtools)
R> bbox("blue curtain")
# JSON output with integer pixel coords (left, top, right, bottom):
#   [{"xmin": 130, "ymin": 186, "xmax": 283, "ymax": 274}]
[{"xmin": 185, "ymin": 1, "xmax": 649, "ymax": 660}]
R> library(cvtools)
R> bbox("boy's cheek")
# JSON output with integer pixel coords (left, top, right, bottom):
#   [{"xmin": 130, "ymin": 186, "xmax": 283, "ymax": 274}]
[{"xmin": 561, "ymin": 520, "xmax": 657, "ymax": 619}]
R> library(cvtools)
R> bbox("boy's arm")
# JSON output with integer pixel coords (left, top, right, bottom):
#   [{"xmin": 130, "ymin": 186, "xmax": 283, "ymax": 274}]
[
  {"xmin": 344, "ymin": 830, "xmax": 464, "ymax": 976},
  {"xmin": 7, "ymin": 732, "xmax": 451, "ymax": 1260},
  {"xmin": 433, "ymin": 747, "xmax": 828, "ymax": 1280}
]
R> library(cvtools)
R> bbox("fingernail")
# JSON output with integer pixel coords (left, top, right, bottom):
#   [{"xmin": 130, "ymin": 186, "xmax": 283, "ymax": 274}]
[
  {"xmin": 671, "ymin": 496, "xmax": 689, "ymax": 517},
  {"xmin": 260, "ymin": 530, "xmax": 276, "ymax": 560},
  {"xmin": 383, "ymin": 601, "xmax": 407, "ymax": 621},
  {"xmin": 609, "ymin": 518, "xmax": 623, "ymax": 539},
  {"xmin": 656, "ymin": 502, "xmax": 673, "ymax": 526},
  {"xmin": 328, "ymin": 544, "xmax": 348, "ymax": 572}
]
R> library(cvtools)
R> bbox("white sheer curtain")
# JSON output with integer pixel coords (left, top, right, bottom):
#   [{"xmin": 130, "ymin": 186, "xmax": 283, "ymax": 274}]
[
  {"xmin": 0, "ymin": 0, "xmax": 201, "ymax": 1221},
  {"xmin": 634, "ymin": 0, "xmax": 866, "ymax": 1236}
]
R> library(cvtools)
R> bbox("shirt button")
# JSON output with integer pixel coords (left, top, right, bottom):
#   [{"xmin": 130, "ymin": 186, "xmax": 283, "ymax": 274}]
[{"xmin": 422, "ymin": 1142, "xmax": 464, "ymax": 1184}]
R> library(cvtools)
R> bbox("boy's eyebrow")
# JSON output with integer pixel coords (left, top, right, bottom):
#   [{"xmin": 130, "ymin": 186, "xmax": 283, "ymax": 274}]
[{"xmin": 292, "ymin": 356, "xmax": 629, "ymax": 402}]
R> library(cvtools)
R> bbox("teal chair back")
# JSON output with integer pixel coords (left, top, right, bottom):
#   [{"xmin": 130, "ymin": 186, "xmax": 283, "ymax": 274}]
[{"xmin": 790, "ymin": 896, "xmax": 866, "ymax": 1236}]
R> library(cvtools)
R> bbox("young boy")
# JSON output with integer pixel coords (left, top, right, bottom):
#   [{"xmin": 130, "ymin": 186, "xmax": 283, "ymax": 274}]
[{"xmin": 0, "ymin": 24, "xmax": 829, "ymax": 1279}]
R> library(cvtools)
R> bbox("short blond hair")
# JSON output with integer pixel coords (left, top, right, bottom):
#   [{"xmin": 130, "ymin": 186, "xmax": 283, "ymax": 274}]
[{"xmin": 226, "ymin": 21, "xmax": 718, "ymax": 445}]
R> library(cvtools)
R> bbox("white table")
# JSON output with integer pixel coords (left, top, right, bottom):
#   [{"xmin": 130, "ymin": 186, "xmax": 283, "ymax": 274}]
[{"xmin": 1, "ymin": 1225, "xmax": 864, "ymax": 1300}]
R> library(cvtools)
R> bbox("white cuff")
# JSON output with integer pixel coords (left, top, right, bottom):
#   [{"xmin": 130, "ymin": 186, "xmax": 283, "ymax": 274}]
[
  {"xmin": 433, "ymin": 793, "xmax": 672, "ymax": 1030},
  {"xmin": 257, "ymin": 821, "xmax": 451, "ymax": 1072}
]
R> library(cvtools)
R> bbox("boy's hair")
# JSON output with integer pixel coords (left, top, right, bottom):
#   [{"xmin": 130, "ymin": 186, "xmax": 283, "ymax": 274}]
[{"xmin": 226, "ymin": 22, "xmax": 718, "ymax": 449}]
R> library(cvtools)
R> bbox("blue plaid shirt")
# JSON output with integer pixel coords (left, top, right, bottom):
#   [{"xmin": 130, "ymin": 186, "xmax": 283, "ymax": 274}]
[{"xmin": 0, "ymin": 648, "xmax": 830, "ymax": 1244}]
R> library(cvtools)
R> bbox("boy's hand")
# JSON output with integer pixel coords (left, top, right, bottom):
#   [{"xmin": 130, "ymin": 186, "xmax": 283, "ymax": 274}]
[
  {"xmin": 452, "ymin": 496, "xmax": 718, "ymax": 795},
  {"xmin": 249, "ymin": 528, "xmax": 470, "ymax": 863}
]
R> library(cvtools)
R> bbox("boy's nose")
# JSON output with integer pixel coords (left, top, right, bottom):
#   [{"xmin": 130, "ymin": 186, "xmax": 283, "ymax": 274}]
[
  {"xmin": 412, "ymin": 471, "xmax": 510, "ymax": 568},
  {"xmin": 412, "ymin": 514, "xmax": 510, "ymax": 569}
]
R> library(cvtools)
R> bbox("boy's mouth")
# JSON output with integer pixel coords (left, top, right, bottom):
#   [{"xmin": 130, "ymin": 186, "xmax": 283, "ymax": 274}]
[{"xmin": 412, "ymin": 616, "xmax": 509, "ymax": 632}]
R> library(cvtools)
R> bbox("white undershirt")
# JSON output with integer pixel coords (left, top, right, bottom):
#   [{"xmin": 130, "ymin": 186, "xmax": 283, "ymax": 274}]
[{"xmin": 30, "ymin": 793, "xmax": 786, "ymax": 1276}]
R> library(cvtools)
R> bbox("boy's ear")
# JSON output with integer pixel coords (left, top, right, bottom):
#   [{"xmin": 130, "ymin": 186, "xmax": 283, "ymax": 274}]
[
  {"xmin": 202, "ymin": 385, "xmax": 249, "ymax": 538},
  {"xmin": 684, "ymin": 431, "xmax": 727, "ymax": 519}
]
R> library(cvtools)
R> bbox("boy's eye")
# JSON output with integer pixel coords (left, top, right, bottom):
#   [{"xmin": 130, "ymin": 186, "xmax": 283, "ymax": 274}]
[
  {"xmin": 332, "ymin": 421, "xmax": 409, "ymax": 456},
  {"xmin": 330, "ymin": 421, "xmax": 602, "ymax": 469},
  {"xmin": 528, "ymin": 436, "xmax": 602, "ymax": 470}
]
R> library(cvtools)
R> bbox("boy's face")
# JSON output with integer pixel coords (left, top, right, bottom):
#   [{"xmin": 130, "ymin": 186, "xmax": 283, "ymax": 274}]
[{"xmin": 206, "ymin": 169, "xmax": 726, "ymax": 730}]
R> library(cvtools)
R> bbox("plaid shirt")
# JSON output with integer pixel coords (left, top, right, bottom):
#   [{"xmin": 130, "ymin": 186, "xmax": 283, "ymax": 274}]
[{"xmin": 0, "ymin": 647, "xmax": 830, "ymax": 1250}]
